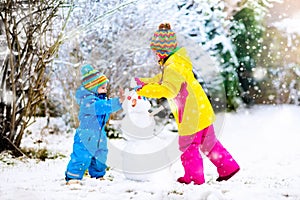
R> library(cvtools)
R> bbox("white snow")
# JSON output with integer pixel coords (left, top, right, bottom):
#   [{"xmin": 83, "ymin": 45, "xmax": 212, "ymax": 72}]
[
  {"xmin": 1, "ymin": 105, "xmax": 300, "ymax": 200},
  {"xmin": 272, "ymin": 12, "xmax": 300, "ymax": 35}
]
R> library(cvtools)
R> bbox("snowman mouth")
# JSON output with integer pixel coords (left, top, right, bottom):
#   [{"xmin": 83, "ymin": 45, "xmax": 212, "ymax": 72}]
[{"xmin": 131, "ymin": 99, "xmax": 137, "ymax": 107}]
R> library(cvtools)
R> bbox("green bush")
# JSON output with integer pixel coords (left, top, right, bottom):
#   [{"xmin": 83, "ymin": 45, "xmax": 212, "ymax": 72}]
[{"xmin": 21, "ymin": 147, "xmax": 66, "ymax": 161}]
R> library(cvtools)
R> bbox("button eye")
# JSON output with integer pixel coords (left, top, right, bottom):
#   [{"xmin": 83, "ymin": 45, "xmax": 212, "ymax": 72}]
[{"xmin": 127, "ymin": 96, "xmax": 131, "ymax": 100}]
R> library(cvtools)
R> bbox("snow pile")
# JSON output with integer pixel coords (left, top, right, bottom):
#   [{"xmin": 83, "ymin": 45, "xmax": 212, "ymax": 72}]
[{"xmin": 0, "ymin": 105, "xmax": 300, "ymax": 200}]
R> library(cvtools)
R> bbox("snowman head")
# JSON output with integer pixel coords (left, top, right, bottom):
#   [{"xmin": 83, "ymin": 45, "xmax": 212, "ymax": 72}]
[
  {"xmin": 122, "ymin": 89, "xmax": 151, "ymax": 114},
  {"xmin": 122, "ymin": 89, "xmax": 154, "ymax": 130}
]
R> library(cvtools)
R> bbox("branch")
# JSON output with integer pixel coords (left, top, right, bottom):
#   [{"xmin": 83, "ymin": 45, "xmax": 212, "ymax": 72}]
[
  {"xmin": 60, "ymin": 0, "xmax": 138, "ymax": 43},
  {"xmin": 15, "ymin": 1, "xmax": 63, "ymax": 27},
  {"xmin": 2, "ymin": 136, "xmax": 27, "ymax": 157}
]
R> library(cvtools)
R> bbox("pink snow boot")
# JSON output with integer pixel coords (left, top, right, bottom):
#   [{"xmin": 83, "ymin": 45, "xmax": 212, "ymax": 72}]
[
  {"xmin": 216, "ymin": 167, "xmax": 240, "ymax": 182},
  {"xmin": 177, "ymin": 174, "xmax": 191, "ymax": 184},
  {"xmin": 177, "ymin": 142, "xmax": 205, "ymax": 185},
  {"xmin": 201, "ymin": 140, "xmax": 240, "ymax": 182}
]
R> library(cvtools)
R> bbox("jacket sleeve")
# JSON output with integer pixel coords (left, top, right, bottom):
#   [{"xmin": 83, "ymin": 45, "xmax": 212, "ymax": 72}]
[
  {"xmin": 95, "ymin": 98, "xmax": 122, "ymax": 115},
  {"xmin": 139, "ymin": 73, "xmax": 162, "ymax": 84},
  {"xmin": 80, "ymin": 96, "xmax": 122, "ymax": 115},
  {"xmin": 137, "ymin": 67, "xmax": 184, "ymax": 99}
]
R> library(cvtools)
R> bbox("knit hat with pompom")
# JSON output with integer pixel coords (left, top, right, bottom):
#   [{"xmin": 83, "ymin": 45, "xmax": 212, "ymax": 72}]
[
  {"xmin": 81, "ymin": 64, "xmax": 109, "ymax": 93},
  {"xmin": 150, "ymin": 23, "xmax": 177, "ymax": 59}
]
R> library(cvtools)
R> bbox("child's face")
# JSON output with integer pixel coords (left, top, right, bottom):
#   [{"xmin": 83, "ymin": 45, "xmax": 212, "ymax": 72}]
[
  {"xmin": 154, "ymin": 50, "xmax": 162, "ymax": 60},
  {"xmin": 153, "ymin": 50, "xmax": 167, "ymax": 64},
  {"xmin": 97, "ymin": 83, "xmax": 108, "ymax": 94}
]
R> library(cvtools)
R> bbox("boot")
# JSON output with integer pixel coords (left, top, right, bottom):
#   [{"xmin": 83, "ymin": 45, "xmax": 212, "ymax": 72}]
[{"xmin": 216, "ymin": 167, "xmax": 240, "ymax": 182}]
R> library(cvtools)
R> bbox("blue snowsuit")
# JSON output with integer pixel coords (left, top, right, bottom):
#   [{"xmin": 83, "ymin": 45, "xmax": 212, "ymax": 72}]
[{"xmin": 65, "ymin": 86, "xmax": 122, "ymax": 180}]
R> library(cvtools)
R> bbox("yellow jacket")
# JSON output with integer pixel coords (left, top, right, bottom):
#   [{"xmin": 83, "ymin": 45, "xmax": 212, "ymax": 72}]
[{"xmin": 137, "ymin": 47, "xmax": 215, "ymax": 136}]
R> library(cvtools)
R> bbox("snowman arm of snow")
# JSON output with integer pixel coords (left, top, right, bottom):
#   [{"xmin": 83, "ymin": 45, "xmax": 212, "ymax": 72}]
[
  {"xmin": 149, "ymin": 105, "xmax": 164, "ymax": 117},
  {"xmin": 94, "ymin": 98, "xmax": 122, "ymax": 115}
]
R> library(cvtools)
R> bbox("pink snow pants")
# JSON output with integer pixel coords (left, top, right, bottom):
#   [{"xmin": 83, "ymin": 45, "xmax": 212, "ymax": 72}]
[{"xmin": 178, "ymin": 125, "xmax": 239, "ymax": 184}]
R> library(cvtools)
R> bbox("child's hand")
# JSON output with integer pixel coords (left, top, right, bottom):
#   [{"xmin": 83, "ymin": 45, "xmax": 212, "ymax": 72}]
[
  {"xmin": 134, "ymin": 85, "xmax": 142, "ymax": 91},
  {"xmin": 119, "ymin": 88, "xmax": 125, "ymax": 103},
  {"xmin": 130, "ymin": 77, "xmax": 145, "ymax": 90},
  {"xmin": 130, "ymin": 77, "xmax": 138, "ymax": 88}
]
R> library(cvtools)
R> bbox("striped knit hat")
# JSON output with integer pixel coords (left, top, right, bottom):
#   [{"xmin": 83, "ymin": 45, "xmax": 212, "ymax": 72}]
[
  {"xmin": 150, "ymin": 23, "xmax": 177, "ymax": 59},
  {"xmin": 81, "ymin": 64, "xmax": 109, "ymax": 93}
]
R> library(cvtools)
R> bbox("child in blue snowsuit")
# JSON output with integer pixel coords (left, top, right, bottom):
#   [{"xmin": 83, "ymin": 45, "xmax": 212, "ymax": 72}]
[{"xmin": 65, "ymin": 64, "xmax": 124, "ymax": 184}]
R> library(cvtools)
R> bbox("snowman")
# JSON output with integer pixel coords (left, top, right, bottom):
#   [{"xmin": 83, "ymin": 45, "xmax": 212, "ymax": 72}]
[{"xmin": 120, "ymin": 87, "xmax": 166, "ymax": 181}]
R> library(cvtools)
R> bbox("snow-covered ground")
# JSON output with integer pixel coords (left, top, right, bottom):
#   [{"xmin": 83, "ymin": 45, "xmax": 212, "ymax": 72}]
[{"xmin": 1, "ymin": 105, "xmax": 300, "ymax": 200}]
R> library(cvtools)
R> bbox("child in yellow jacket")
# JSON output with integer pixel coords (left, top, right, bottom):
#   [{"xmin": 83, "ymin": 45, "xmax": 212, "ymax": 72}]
[{"xmin": 134, "ymin": 23, "xmax": 240, "ymax": 185}]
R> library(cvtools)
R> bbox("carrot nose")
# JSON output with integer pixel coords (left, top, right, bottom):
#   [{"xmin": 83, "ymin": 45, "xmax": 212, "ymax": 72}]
[{"xmin": 132, "ymin": 99, "xmax": 137, "ymax": 107}]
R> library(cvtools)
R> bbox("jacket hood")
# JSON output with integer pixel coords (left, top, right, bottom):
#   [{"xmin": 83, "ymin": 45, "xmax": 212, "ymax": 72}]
[
  {"xmin": 76, "ymin": 86, "xmax": 92, "ymax": 102},
  {"xmin": 75, "ymin": 86, "xmax": 107, "ymax": 103}
]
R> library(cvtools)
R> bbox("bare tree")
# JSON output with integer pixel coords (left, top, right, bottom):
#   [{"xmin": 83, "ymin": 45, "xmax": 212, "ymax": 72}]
[{"xmin": 0, "ymin": 0, "xmax": 70, "ymax": 155}]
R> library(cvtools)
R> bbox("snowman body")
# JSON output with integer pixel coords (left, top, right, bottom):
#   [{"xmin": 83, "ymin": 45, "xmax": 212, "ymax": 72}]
[
  {"xmin": 120, "ymin": 89, "xmax": 157, "ymax": 181},
  {"xmin": 119, "ymin": 89, "xmax": 179, "ymax": 181}
]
